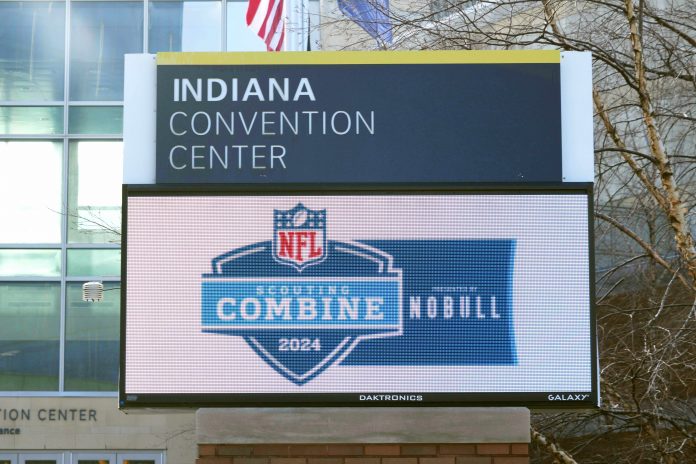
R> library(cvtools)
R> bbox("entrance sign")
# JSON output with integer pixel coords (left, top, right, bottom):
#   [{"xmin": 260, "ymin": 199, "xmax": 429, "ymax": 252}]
[
  {"xmin": 123, "ymin": 50, "xmax": 596, "ymax": 409},
  {"xmin": 120, "ymin": 185, "xmax": 597, "ymax": 408},
  {"xmin": 155, "ymin": 51, "xmax": 563, "ymax": 184}
]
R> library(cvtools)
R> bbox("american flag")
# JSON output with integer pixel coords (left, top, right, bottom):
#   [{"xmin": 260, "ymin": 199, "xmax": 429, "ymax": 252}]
[{"xmin": 246, "ymin": 0, "xmax": 285, "ymax": 51}]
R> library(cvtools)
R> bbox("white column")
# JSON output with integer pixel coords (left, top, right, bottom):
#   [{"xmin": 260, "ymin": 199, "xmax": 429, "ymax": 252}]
[
  {"xmin": 560, "ymin": 51, "xmax": 594, "ymax": 182},
  {"xmin": 123, "ymin": 54, "xmax": 157, "ymax": 184}
]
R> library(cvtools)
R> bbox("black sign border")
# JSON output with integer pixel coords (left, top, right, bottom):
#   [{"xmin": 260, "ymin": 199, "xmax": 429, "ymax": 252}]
[{"xmin": 120, "ymin": 183, "xmax": 598, "ymax": 410}]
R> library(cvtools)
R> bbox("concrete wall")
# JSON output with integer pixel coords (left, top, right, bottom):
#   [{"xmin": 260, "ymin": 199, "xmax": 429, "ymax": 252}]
[{"xmin": 0, "ymin": 397, "xmax": 196, "ymax": 464}]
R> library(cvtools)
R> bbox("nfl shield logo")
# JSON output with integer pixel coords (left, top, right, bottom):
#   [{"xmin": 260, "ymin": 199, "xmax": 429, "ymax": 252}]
[
  {"xmin": 202, "ymin": 202, "xmax": 404, "ymax": 385},
  {"xmin": 273, "ymin": 203, "xmax": 327, "ymax": 271}
]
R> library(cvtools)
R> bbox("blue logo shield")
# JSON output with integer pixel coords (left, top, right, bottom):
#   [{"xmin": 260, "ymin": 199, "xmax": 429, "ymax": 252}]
[{"xmin": 202, "ymin": 204, "xmax": 403, "ymax": 385}]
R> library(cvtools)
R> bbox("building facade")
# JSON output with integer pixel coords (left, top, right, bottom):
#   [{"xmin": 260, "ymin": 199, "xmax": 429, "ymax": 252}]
[{"xmin": 0, "ymin": 1, "xmax": 321, "ymax": 462}]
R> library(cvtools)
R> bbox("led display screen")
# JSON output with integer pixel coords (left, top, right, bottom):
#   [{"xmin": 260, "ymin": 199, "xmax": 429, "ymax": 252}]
[{"xmin": 121, "ymin": 186, "xmax": 597, "ymax": 408}]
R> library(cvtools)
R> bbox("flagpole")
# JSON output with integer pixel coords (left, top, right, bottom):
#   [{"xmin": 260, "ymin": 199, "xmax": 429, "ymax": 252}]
[
  {"xmin": 284, "ymin": 0, "xmax": 293, "ymax": 50},
  {"xmin": 284, "ymin": 0, "xmax": 311, "ymax": 51}
]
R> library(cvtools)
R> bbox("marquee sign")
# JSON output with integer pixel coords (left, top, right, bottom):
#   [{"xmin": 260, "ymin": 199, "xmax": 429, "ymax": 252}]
[
  {"xmin": 120, "ymin": 185, "xmax": 597, "ymax": 408},
  {"xmin": 155, "ymin": 51, "xmax": 563, "ymax": 184}
]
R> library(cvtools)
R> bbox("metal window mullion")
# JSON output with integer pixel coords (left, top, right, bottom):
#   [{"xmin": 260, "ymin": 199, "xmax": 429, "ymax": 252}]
[
  {"xmin": 0, "ymin": 244, "xmax": 65, "ymax": 249},
  {"xmin": 0, "ymin": 391, "xmax": 117, "ymax": 398},
  {"xmin": 0, "ymin": 135, "xmax": 63, "ymax": 140},
  {"xmin": 0, "ymin": 277, "xmax": 62, "ymax": 283},
  {"xmin": 222, "ymin": 0, "xmax": 228, "ymax": 51},
  {"xmin": 64, "ymin": 134, "xmax": 123, "ymax": 140},
  {"xmin": 66, "ymin": 242, "xmax": 122, "ymax": 249},
  {"xmin": 143, "ymin": 0, "xmax": 149, "ymax": 54},
  {"xmin": 59, "ymin": 149, "xmax": 68, "ymax": 395},
  {"xmin": 66, "ymin": 277, "xmax": 121, "ymax": 282},
  {"xmin": 59, "ymin": 0, "xmax": 72, "ymax": 394},
  {"xmin": 67, "ymin": 101, "xmax": 125, "ymax": 107},
  {"xmin": 0, "ymin": 101, "xmax": 63, "ymax": 106},
  {"xmin": 59, "ymin": 267, "xmax": 67, "ymax": 393}
]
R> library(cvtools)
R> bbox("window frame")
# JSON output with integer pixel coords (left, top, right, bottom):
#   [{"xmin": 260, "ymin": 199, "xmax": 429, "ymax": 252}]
[
  {"xmin": 0, "ymin": 0, "xmax": 321, "ymax": 396},
  {"xmin": 19, "ymin": 453, "xmax": 65, "ymax": 464}
]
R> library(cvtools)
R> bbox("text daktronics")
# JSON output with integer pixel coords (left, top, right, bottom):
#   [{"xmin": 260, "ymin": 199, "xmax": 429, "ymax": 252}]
[{"xmin": 359, "ymin": 395, "xmax": 423, "ymax": 402}]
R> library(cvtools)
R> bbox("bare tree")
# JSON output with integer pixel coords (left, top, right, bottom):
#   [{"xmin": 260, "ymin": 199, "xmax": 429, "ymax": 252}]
[{"xmin": 325, "ymin": 1, "xmax": 696, "ymax": 462}]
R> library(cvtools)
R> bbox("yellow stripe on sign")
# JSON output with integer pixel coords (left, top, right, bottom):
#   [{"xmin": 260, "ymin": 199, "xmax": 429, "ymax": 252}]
[{"xmin": 156, "ymin": 50, "xmax": 560, "ymax": 66}]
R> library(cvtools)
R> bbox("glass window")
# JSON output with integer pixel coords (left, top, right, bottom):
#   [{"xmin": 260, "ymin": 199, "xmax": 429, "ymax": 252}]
[
  {"xmin": 0, "ymin": 249, "xmax": 61, "ymax": 277},
  {"xmin": 70, "ymin": 2, "xmax": 143, "ymax": 101},
  {"xmin": 68, "ymin": 106, "xmax": 123, "ymax": 135},
  {"xmin": 226, "ymin": 0, "xmax": 266, "ymax": 51},
  {"xmin": 21, "ymin": 456, "xmax": 62, "ymax": 464},
  {"xmin": 72, "ymin": 452, "xmax": 115, "ymax": 464},
  {"xmin": 0, "ymin": 141, "xmax": 62, "ymax": 243},
  {"xmin": 0, "ymin": 283, "xmax": 60, "ymax": 391},
  {"xmin": 149, "ymin": 0, "xmax": 222, "ymax": 52},
  {"xmin": 0, "ymin": 1, "xmax": 66, "ymax": 101},
  {"xmin": 118, "ymin": 456, "xmax": 161, "ymax": 464},
  {"xmin": 0, "ymin": 106, "xmax": 63, "ymax": 135},
  {"xmin": 67, "ymin": 140, "xmax": 123, "ymax": 244},
  {"xmin": 65, "ymin": 282, "xmax": 119, "ymax": 391},
  {"xmin": 67, "ymin": 249, "xmax": 120, "ymax": 277}
]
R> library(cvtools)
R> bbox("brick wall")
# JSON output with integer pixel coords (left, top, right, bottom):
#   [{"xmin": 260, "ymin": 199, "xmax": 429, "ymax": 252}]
[{"xmin": 197, "ymin": 444, "xmax": 529, "ymax": 464}]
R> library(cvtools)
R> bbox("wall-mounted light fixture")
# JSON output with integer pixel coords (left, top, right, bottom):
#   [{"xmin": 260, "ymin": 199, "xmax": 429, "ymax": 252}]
[{"xmin": 82, "ymin": 281, "xmax": 104, "ymax": 302}]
